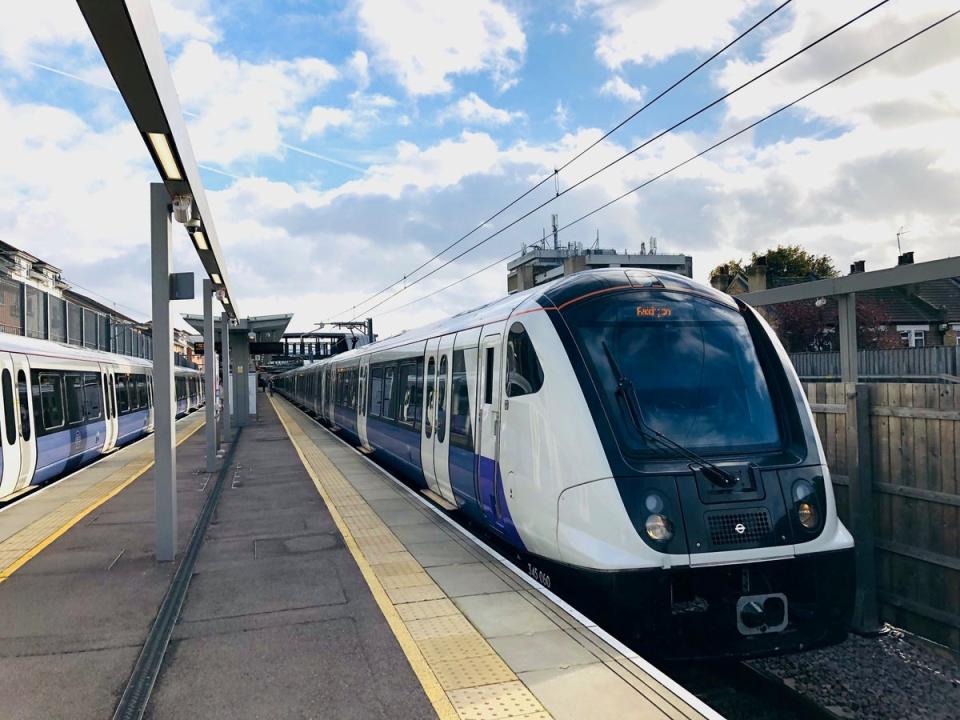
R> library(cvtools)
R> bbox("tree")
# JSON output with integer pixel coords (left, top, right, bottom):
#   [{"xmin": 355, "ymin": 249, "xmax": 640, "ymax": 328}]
[
  {"xmin": 765, "ymin": 297, "xmax": 900, "ymax": 353},
  {"xmin": 710, "ymin": 244, "xmax": 839, "ymax": 282}
]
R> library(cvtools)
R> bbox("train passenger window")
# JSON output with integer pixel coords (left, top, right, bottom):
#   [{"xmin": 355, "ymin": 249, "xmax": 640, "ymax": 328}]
[
  {"xmin": 505, "ymin": 323, "xmax": 544, "ymax": 398},
  {"xmin": 397, "ymin": 362, "xmax": 420, "ymax": 428},
  {"xmin": 83, "ymin": 373, "xmax": 102, "ymax": 420},
  {"xmin": 484, "ymin": 347, "xmax": 494, "ymax": 405},
  {"xmin": 369, "ymin": 367, "xmax": 383, "ymax": 416},
  {"xmin": 17, "ymin": 370, "xmax": 31, "ymax": 441},
  {"xmin": 38, "ymin": 373, "xmax": 65, "ymax": 430},
  {"xmin": 450, "ymin": 350, "xmax": 473, "ymax": 450},
  {"xmin": 414, "ymin": 357, "xmax": 424, "ymax": 430},
  {"xmin": 1, "ymin": 370, "xmax": 14, "ymax": 445},
  {"xmin": 135, "ymin": 375, "xmax": 147, "ymax": 409},
  {"xmin": 116, "ymin": 374, "xmax": 129, "ymax": 414},
  {"xmin": 424, "ymin": 358, "xmax": 435, "ymax": 438},
  {"xmin": 64, "ymin": 373, "xmax": 84, "ymax": 424},
  {"xmin": 436, "ymin": 355, "xmax": 448, "ymax": 443},
  {"xmin": 381, "ymin": 366, "xmax": 396, "ymax": 420}
]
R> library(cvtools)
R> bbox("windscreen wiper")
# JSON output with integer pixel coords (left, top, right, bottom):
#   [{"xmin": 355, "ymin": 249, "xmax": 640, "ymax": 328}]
[{"xmin": 600, "ymin": 341, "xmax": 738, "ymax": 488}]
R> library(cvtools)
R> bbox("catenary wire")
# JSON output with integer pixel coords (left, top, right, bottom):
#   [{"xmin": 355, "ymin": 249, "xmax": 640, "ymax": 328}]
[
  {"xmin": 369, "ymin": 8, "xmax": 959, "ymax": 321},
  {"xmin": 326, "ymin": 0, "xmax": 794, "ymax": 321},
  {"xmin": 349, "ymin": 0, "xmax": 891, "ymax": 321}
]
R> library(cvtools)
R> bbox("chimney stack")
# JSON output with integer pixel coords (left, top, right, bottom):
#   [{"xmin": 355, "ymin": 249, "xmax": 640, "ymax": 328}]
[
  {"xmin": 850, "ymin": 260, "xmax": 865, "ymax": 274},
  {"xmin": 898, "ymin": 251, "xmax": 914, "ymax": 266}
]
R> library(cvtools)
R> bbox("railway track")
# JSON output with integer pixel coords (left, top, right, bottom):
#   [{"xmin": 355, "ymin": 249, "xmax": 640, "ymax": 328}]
[{"xmin": 665, "ymin": 661, "xmax": 840, "ymax": 720}]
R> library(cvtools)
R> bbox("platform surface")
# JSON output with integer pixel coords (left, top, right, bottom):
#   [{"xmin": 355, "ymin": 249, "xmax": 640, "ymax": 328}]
[{"xmin": 0, "ymin": 393, "xmax": 719, "ymax": 719}]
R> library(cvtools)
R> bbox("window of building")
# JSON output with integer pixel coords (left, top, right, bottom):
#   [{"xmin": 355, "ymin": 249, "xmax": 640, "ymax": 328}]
[
  {"xmin": 24, "ymin": 286, "xmax": 45, "ymax": 340},
  {"xmin": 49, "ymin": 296, "xmax": 67, "ymax": 342},
  {"xmin": 83, "ymin": 308, "xmax": 98, "ymax": 348},
  {"xmin": 436, "ymin": 355, "xmax": 448, "ymax": 443},
  {"xmin": 381, "ymin": 366, "xmax": 396, "ymax": 420},
  {"xmin": 450, "ymin": 350, "xmax": 473, "ymax": 450},
  {"xmin": 2, "ymin": 369, "xmax": 15, "ymax": 444},
  {"xmin": 64, "ymin": 373, "xmax": 84, "ymax": 424},
  {"xmin": 67, "ymin": 303, "xmax": 82, "ymax": 346},
  {"xmin": 505, "ymin": 323, "xmax": 544, "ymax": 398},
  {"xmin": 0, "ymin": 280, "xmax": 22, "ymax": 335}
]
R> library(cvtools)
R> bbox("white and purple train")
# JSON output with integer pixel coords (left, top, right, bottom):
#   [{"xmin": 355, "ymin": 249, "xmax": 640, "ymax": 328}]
[
  {"xmin": 276, "ymin": 268, "xmax": 855, "ymax": 659},
  {"xmin": 0, "ymin": 334, "xmax": 203, "ymax": 502}
]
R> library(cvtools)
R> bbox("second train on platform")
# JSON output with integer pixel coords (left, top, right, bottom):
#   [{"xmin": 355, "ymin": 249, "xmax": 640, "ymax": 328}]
[{"xmin": 276, "ymin": 268, "xmax": 854, "ymax": 659}]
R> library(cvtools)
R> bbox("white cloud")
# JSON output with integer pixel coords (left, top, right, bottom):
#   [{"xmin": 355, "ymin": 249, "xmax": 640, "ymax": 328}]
[
  {"xmin": 441, "ymin": 92, "xmax": 524, "ymax": 126},
  {"xmin": 578, "ymin": 0, "xmax": 764, "ymax": 68},
  {"xmin": 353, "ymin": 0, "xmax": 526, "ymax": 95},
  {"xmin": 345, "ymin": 50, "xmax": 370, "ymax": 89},
  {"xmin": 599, "ymin": 75, "xmax": 645, "ymax": 103},
  {"xmin": 302, "ymin": 106, "xmax": 354, "ymax": 137},
  {"xmin": 554, "ymin": 100, "xmax": 570, "ymax": 129},
  {"xmin": 171, "ymin": 40, "xmax": 339, "ymax": 165}
]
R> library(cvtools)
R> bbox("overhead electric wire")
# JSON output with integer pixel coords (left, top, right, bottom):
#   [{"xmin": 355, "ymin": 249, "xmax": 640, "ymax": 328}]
[
  {"xmin": 350, "ymin": 0, "xmax": 891, "ymax": 321},
  {"xmin": 369, "ymin": 8, "xmax": 959, "ymax": 320},
  {"xmin": 327, "ymin": 0, "xmax": 794, "ymax": 321}
]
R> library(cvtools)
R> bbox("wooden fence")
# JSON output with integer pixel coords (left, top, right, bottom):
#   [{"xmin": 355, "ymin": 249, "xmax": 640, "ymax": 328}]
[
  {"xmin": 791, "ymin": 346, "xmax": 960, "ymax": 382},
  {"xmin": 805, "ymin": 382, "xmax": 959, "ymax": 651}
]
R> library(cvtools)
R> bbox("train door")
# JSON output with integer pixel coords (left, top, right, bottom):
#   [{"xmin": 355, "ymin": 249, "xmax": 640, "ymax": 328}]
[
  {"xmin": 477, "ymin": 329, "xmax": 504, "ymax": 528},
  {"xmin": 9, "ymin": 355, "xmax": 36, "ymax": 491},
  {"xmin": 420, "ymin": 337, "xmax": 440, "ymax": 495},
  {"xmin": 101, "ymin": 365, "xmax": 118, "ymax": 452},
  {"xmin": 357, "ymin": 357, "xmax": 370, "ymax": 448},
  {"xmin": 0, "ymin": 353, "xmax": 22, "ymax": 496}
]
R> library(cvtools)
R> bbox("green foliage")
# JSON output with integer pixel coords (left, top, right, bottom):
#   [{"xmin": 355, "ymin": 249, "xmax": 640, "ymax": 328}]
[{"xmin": 709, "ymin": 244, "xmax": 838, "ymax": 281}]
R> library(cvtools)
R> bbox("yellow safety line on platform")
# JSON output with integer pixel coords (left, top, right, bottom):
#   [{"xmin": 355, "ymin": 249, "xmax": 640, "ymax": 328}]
[
  {"xmin": 273, "ymin": 397, "xmax": 554, "ymax": 720},
  {"xmin": 0, "ymin": 418, "xmax": 205, "ymax": 583}
]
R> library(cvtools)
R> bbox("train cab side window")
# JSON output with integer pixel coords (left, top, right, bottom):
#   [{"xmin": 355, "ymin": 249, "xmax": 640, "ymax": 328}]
[
  {"xmin": 505, "ymin": 323, "xmax": 544, "ymax": 398},
  {"xmin": 65, "ymin": 373, "xmax": 84, "ymax": 424},
  {"xmin": 38, "ymin": 373, "xmax": 65, "ymax": 430},
  {"xmin": 135, "ymin": 375, "xmax": 147, "ymax": 409},
  {"xmin": 425, "ymin": 358, "xmax": 435, "ymax": 438},
  {"xmin": 436, "ymin": 355, "xmax": 448, "ymax": 443},
  {"xmin": 116, "ymin": 374, "xmax": 129, "ymax": 414},
  {"xmin": 17, "ymin": 370, "xmax": 31, "ymax": 441},
  {"xmin": 450, "ymin": 350, "xmax": 473, "ymax": 450},
  {"xmin": 369, "ymin": 367, "xmax": 384, "ymax": 417},
  {"xmin": 398, "ymin": 362, "xmax": 420, "ymax": 428},
  {"xmin": 381, "ymin": 366, "xmax": 396, "ymax": 420},
  {"xmin": 83, "ymin": 373, "xmax": 102, "ymax": 420},
  {"xmin": 1, "ymin": 370, "xmax": 14, "ymax": 445}
]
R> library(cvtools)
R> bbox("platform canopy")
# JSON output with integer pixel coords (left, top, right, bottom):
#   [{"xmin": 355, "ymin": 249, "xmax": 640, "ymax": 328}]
[{"xmin": 77, "ymin": 0, "xmax": 239, "ymax": 319}]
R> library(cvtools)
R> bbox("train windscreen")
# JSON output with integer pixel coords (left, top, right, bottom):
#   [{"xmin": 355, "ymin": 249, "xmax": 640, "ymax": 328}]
[{"xmin": 563, "ymin": 290, "xmax": 781, "ymax": 457}]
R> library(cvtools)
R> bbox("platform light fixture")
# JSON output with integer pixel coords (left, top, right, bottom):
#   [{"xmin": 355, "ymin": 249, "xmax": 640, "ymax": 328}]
[
  {"xmin": 146, "ymin": 132, "xmax": 182, "ymax": 181},
  {"xmin": 222, "ymin": 296, "xmax": 230, "ymax": 305},
  {"xmin": 211, "ymin": 273, "xmax": 222, "ymax": 285},
  {"xmin": 191, "ymin": 230, "xmax": 209, "ymax": 251}
]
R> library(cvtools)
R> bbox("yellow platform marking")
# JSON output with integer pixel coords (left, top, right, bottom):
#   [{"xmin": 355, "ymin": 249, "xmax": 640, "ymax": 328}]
[
  {"xmin": 272, "ymin": 397, "xmax": 551, "ymax": 720},
  {"xmin": 0, "ymin": 417, "xmax": 205, "ymax": 583}
]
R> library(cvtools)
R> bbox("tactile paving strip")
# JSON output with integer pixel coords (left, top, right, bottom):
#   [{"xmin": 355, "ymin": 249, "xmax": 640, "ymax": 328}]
[{"xmin": 273, "ymin": 398, "xmax": 550, "ymax": 720}]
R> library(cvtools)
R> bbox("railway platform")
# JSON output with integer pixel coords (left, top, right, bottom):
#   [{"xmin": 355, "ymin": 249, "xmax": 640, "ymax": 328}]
[{"xmin": 0, "ymin": 392, "xmax": 720, "ymax": 720}]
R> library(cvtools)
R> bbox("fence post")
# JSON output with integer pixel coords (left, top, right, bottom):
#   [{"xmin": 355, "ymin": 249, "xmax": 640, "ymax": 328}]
[{"xmin": 846, "ymin": 382, "xmax": 881, "ymax": 633}]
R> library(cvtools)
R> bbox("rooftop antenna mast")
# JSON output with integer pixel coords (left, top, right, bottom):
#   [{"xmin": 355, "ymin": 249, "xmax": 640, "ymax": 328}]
[
  {"xmin": 551, "ymin": 214, "xmax": 559, "ymax": 250},
  {"xmin": 896, "ymin": 226, "xmax": 910, "ymax": 254}
]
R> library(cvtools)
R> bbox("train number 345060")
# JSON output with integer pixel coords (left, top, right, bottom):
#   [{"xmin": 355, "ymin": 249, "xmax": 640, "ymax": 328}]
[{"xmin": 527, "ymin": 563, "xmax": 552, "ymax": 588}]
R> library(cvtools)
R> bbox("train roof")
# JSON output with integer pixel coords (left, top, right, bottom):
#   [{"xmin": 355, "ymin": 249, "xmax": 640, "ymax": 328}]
[
  {"xmin": 290, "ymin": 268, "xmax": 735, "ymax": 374},
  {"xmin": 0, "ymin": 332, "xmax": 200, "ymax": 373}
]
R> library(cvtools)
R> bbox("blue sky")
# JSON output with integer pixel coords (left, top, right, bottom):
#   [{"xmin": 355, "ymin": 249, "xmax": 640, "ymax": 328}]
[{"xmin": 0, "ymin": 1, "xmax": 957, "ymax": 334}]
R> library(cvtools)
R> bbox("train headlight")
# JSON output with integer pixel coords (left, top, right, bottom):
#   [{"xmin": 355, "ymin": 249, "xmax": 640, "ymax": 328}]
[
  {"xmin": 644, "ymin": 514, "xmax": 673, "ymax": 542},
  {"xmin": 798, "ymin": 502, "xmax": 818, "ymax": 529}
]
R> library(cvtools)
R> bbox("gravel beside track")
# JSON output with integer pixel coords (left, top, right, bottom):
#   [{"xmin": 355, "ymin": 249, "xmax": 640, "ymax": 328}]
[{"xmin": 750, "ymin": 626, "xmax": 959, "ymax": 719}]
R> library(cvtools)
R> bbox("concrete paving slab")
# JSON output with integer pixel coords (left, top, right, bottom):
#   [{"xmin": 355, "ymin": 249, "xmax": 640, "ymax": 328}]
[
  {"xmin": 519, "ymin": 664, "xmax": 666, "ymax": 720},
  {"xmin": 427, "ymin": 562, "xmax": 512, "ymax": 597},
  {"xmin": 489, "ymin": 630, "xmax": 599, "ymax": 672},
  {"xmin": 454, "ymin": 592, "xmax": 560, "ymax": 638},
  {"xmin": 406, "ymin": 539, "xmax": 481, "ymax": 567}
]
